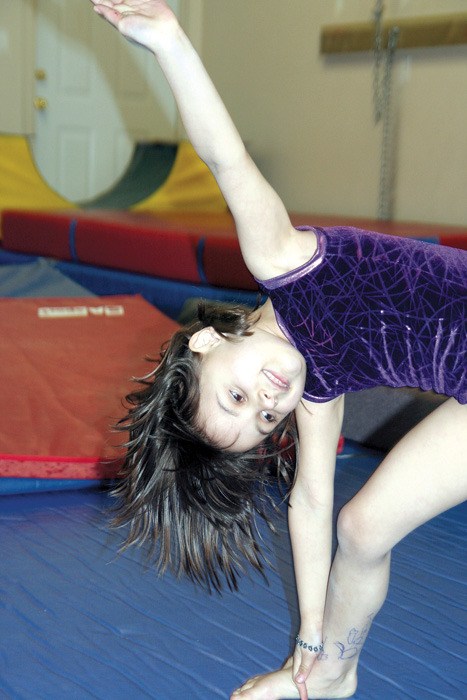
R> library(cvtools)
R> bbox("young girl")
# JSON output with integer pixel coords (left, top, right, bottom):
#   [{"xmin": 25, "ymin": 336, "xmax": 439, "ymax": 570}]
[{"xmin": 92, "ymin": 3, "xmax": 467, "ymax": 699}]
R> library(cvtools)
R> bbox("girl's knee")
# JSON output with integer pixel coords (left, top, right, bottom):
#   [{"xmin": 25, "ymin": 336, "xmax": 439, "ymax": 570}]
[{"xmin": 337, "ymin": 500, "xmax": 390, "ymax": 563}]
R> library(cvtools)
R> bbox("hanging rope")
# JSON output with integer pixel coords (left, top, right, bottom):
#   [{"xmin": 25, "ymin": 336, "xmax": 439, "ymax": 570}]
[
  {"xmin": 373, "ymin": 1, "xmax": 399, "ymax": 220},
  {"xmin": 373, "ymin": 0, "xmax": 385, "ymax": 123}
]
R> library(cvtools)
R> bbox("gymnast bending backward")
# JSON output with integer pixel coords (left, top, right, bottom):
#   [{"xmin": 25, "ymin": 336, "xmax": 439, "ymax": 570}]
[{"xmin": 91, "ymin": 3, "xmax": 467, "ymax": 698}]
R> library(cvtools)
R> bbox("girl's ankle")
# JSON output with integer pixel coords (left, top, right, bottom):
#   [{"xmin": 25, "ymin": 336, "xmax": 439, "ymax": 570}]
[{"xmin": 313, "ymin": 659, "xmax": 357, "ymax": 685}]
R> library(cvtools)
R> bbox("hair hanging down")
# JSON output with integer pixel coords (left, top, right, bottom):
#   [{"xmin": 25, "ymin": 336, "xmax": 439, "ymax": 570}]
[{"xmin": 111, "ymin": 300, "xmax": 297, "ymax": 592}]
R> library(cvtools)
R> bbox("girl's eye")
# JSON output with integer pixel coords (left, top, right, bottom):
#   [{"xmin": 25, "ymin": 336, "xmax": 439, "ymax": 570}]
[
  {"xmin": 230, "ymin": 390, "xmax": 244, "ymax": 403},
  {"xmin": 261, "ymin": 410, "xmax": 277, "ymax": 424}
]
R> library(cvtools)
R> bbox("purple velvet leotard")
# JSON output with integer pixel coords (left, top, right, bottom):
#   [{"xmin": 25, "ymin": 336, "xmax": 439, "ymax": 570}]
[{"xmin": 257, "ymin": 227, "xmax": 466, "ymax": 403}]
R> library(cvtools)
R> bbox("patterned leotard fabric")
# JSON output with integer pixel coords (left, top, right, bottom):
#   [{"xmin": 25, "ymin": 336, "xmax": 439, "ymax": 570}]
[{"xmin": 256, "ymin": 227, "xmax": 466, "ymax": 403}]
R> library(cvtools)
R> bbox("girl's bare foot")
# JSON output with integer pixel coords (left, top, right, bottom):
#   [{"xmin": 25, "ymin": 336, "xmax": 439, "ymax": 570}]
[
  {"xmin": 231, "ymin": 661, "xmax": 357, "ymax": 700},
  {"xmin": 231, "ymin": 665, "xmax": 301, "ymax": 700}
]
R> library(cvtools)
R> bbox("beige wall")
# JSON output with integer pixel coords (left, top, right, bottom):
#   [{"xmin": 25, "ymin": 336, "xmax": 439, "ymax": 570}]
[
  {"xmin": 3, "ymin": 1, "xmax": 467, "ymax": 225},
  {"xmin": 0, "ymin": 0, "xmax": 35, "ymax": 134},
  {"xmin": 201, "ymin": 0, "xmax": 467, "ymax": 225}
]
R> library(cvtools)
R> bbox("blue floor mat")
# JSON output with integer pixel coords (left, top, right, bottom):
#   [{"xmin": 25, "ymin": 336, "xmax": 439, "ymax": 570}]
[
  {"xmin": 1, "ymin": 443, "xmax": 465, "ymax": 700},
  {"xmin": 0, "ymin": 258, "xmax": 95, "ymax": 298}
]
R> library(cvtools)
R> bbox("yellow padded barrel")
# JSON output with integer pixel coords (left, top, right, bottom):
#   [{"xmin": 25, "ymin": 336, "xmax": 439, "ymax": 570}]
[
  {"xmin": 132, "ymin": 141, "xmax": 227, "ymax": 213},
  {"xmin": 0, "ymin": 134, "xmax": 75, "ymax": 215}
]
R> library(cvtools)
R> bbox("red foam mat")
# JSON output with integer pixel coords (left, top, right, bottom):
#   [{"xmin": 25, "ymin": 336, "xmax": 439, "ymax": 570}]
[
  {"xmin": 1, "ymin": 210, "xmax": 204, "ymax": 283},
  {"xmin": 1, "ymin": 209, "xmax": 257, "ymax": 289},
  {"xmin": 202, "ymin": 235, "xmax": 258, "ymax": 289},
  {"xmin": 0, "ymin": 295, "xmax": 179, "ymax": 479},
  {"xmin": 2, "ymin": 210, "xmax": 75, "ymax": 260},
  {"xmin": 76, "ymin": 211, "xmax": 203, "ymax": 282},
  {"xmin": 2, "ymin": 210, "xmax": 466, "ymax": 292}
]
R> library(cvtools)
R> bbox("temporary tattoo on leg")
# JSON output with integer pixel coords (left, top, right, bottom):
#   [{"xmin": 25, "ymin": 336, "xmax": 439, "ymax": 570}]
[
  {"xmin": 334, "ymin": 613, "xmax": 375, "ymax": 660},
  {"xmin": 317, "ymin": 637, "xmax": 328, "ymax": 661}
]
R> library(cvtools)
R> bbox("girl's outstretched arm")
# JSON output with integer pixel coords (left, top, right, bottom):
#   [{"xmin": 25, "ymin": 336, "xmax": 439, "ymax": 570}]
[{"xmin": 91, "ymin": 1, "xmax": 314, "ymax": 280}]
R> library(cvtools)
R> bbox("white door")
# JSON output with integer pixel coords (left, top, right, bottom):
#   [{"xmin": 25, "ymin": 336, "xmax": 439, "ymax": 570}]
[{"xmin": 32, "ymin": 0, "xmax": 180, "ymax": 203}]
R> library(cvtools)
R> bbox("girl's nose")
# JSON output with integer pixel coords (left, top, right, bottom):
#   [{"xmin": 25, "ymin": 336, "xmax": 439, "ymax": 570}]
[{"xmin": 259, "ymin": 389, "xmax": 277, "ymax": 408}]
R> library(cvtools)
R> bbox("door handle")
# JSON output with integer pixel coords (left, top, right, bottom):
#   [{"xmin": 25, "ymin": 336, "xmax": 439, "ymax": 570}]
[{"xmin": 34, "ymin": 97, "xmax": 48, "ymax": 111}]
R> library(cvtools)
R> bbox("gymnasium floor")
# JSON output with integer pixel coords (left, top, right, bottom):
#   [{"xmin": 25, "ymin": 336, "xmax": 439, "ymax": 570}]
[
  {"xmin": 1, "ymin": 442, "xmax": 465, "ymax": 700},
  {"xmin": 0, "ymin": 247, "xmax": 465, "ymax": 699}
]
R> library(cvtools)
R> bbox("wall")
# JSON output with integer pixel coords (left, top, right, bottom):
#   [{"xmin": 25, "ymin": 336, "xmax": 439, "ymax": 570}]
[
  {"xmin": 3, "ymin": 1, "xmax": 467, "ymax": 225},
  {"xmin": 201, "ymin": 0, "xmax": 467, "ymax": 225},
  {"xmin": 0, "ymin": 0, "xmax": 35, "ymax": 134}
]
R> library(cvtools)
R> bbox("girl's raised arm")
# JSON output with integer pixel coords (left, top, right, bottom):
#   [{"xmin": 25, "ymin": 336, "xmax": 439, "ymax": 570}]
[{"xmin": 91, "ymin": 1, "xmax": 312, "ymax": 280}]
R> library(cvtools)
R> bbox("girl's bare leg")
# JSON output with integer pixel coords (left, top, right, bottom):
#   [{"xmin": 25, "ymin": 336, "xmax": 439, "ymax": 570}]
[{"xmin": 232, "ymin": 398, "xmax": 467, "ymax": 699}]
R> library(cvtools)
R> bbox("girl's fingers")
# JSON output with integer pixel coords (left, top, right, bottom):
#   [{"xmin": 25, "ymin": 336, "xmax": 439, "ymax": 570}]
[
  {"xmin": 295, "ymin": 657, "xmax": 313, "ymax": 700},
  {"xmin": 294, "ymin": 651, "xmax": 317, "ymax": 695},
  {"xmin": 296, "ymin": 678, "xmax": 308, "ymax": 700}
]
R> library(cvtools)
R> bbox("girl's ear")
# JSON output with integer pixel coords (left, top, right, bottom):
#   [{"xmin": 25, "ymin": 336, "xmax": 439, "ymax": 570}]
[{"xmin": 188, "ymin": 326, "xmax": 223, "ymax": 354}]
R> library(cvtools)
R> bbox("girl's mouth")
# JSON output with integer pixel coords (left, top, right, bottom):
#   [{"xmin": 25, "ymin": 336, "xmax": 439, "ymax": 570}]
[{"xmin": 263, "ymin": 369, "xmax": 290, "ymax": 390}]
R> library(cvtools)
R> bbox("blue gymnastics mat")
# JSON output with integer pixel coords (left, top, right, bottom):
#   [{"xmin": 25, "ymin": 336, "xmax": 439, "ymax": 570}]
[
  {"xmin": 0, "ymin": 247, "xmax": 259, "ymax": 321},
  {"xmin": 1, "ymin": 442, "xmax": 465, "ymax": 700}
]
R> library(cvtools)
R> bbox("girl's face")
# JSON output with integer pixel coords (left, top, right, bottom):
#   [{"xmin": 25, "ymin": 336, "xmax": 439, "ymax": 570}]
[{"xmin": 189, "ymin": 326, "xmax": 306, "ymax": 451}]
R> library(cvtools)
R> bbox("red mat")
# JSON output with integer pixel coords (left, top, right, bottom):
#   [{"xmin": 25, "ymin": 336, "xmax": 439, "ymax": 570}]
[
  {"xmin": 3, "ymin": 209, "xmax": 467, "ymax": 294},
  {"xmin": 0, "ymin": 295, "xmax": 179, "ymax": 479}
]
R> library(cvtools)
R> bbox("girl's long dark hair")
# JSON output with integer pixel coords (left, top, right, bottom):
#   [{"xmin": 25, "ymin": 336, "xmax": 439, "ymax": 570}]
[{"xmin": 111, "ymin": 300, "xmax": 297, "ymax": 592}]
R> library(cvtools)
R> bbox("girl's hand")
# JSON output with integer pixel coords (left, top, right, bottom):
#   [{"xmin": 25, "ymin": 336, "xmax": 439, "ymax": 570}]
[
  {"xmin": 293, "ymin": 632, "xmax": 324, "ymax": 699},
  {"xmin": 90, "ymin": 0, "xmax": 178, "ymax": 52}
]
